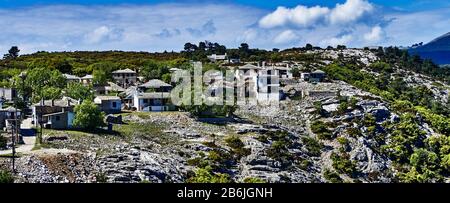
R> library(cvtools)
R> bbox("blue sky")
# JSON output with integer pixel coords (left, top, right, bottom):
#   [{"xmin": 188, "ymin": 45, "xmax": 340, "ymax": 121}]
[
  {"xmin": 1, "ymin": 0, "xmax": 450, "ymax": 11},
  {"xmin": 0, "ymin": 0, "xmax": 449, "ymax": 53}
]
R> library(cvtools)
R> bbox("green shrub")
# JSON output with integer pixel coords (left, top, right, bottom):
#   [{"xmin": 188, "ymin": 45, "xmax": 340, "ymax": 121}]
[
  {"xmin": 323, "ymin": 169, "xmax": 343, "ymax": 183},
  {"xmin": 187, "ymin": 166, "xmax": 232, "ymax": 183},
  {"xmin": 301, "ymin": 137, "xmax": 322, "ymax": 156},
  {"xmin": 0, "ymin": 170, "xmax": 14, "ymax": 183},
  {"xmin": 95, "ymin": 172, "xmax": 108, "ymax": 183},
  {"xmin": 243, "ymin": 177, "xmax": 265, "ymax": 183},
  {"xmin": 73, "ymin": 100, "xmax": 106, "ymax": 130},
  {"xmin": 311, "ymin": 121, "xmax": 333, "ymax": 140},
  {"xmin": 0, "ymin": 136, "xmax": 7, "ymax": 149},
  {"xmin": 330, "ymin": 152, "xmax": 357, "ymax": 176},
  {"xmin": 225, "ymin": 136, "xmax": 245, "ymax": 149},
  {"xmin": 347, "ymin": 127, "xmax": 362, "ymax": 137}
]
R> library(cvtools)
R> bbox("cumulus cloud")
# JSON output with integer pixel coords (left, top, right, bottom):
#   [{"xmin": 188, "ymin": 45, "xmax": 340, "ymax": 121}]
[
  {"xmin": 364, "ymin": 25, "xmax": 384, "ymax": 43},
  {"xmin": 258, "ymin": 0, "xmax": 374, "ymax": 28},
  {"xmin": 329, "ymin": 0, "xmax": 374, "ymax": 25},
  {"xmin": 84, "ymin": 26, "xmax": 123, "ymax": 44},
  {"xmin": 0, "ymin": 2, "xmax": 448, "ymax": 53},
  {"xmin": 273, "ymin": 30, "xmax": 299, "ymax": 44},
  {"xmin": 259, "ymin": 5, "xmax": 329, "ymax": 28},
  {"xmin": 320, "ymin": 34, "xmax": 353, "ymax": 47},
  {"xmin": 0, "ymin": 4, "xmax": 263, "ymax": 54}
]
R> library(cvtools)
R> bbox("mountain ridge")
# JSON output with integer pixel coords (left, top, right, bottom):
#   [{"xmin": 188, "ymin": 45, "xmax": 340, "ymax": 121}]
[{"xmin": 409, "ymin": 32, "xmax": 450, "ymax": 65}]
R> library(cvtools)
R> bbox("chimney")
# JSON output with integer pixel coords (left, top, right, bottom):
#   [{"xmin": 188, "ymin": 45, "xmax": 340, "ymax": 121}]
[
  {"xmin": 67, "ymin": 99, "xmax": 71, "ymax": 107},
  {"xmin": 51, "ymin": 99, "xmax": 54, "ymax": 107}
]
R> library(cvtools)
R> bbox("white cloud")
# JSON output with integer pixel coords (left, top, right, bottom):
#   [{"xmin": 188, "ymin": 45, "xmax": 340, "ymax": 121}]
[
  {"xmin": 364, "ymin": 25, "xmax": 384, "ymax": 42},
  {"xmin": 329, "ymin": 0, "xmax": 374, "ymax": 25},
  {"xmin": 320, "ymin": 34, "xmax": 353, "ymax": 47},
  {"xmin": 259, "ymin": 5, "xmax": 329, "ymax": 28},
  {"xmin": 258, "ymin": 0, "xmax": 373, "ymax": 28},
  {"xmin": 0, "ymin": 4, "xmax": 263, "ymax": 54},
  {"xmin": 273, "ymin": 30, "xmax": 299, "ymax": 44},
  {"xmin": 84, "ymin": 26, "xmax": 123, "ymax": 44}
]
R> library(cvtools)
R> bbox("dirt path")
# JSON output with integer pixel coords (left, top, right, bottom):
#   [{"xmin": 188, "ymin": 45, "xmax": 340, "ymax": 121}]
[{"xmin": 0, "ymin": 136, "xmax": 36, "ymax": 155}]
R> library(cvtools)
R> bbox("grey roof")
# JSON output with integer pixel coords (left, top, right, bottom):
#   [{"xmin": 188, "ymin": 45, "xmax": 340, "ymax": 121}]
[
  {"xmin": 106, "ymin": 82, "xmax": 126, "ymax": 92},
  {"xmin": 82, "ymin": 75, "xmax": 93, "ymax": 79},
  {"xmin": 43, "ymin": 111, "xmax": 67, "ymax": 117},
  {"xmin": 95, "ymin": 96, "xmax": 121, "ymax": 101},
  {"xmin": 112, "ymin": 68, "xmax": 136, "ymax": 74},
  {"xmin": 0, "ymin": 106, "xmax": 20, "ymax": 112},
  {"xmin": 32, "ymin": 97, "xmax": 79, "ymax": 107},
  {"xmin": 139, "ymin": 79, "xmax": 172, "ymax": 88},
  {"xmin": 63, "ymin": 74, "xmax": 81, "ymax": 80},
  {"xmin": 239, "ymin": 64, "xmax": 261, "ymax": 70},
  {"xmin": 136, "ymin": 92, "xmax": 171, "ymax": 99},
  {"xmin": 312, "ymin": 70, "xmax": 326, "ymax": 74}
]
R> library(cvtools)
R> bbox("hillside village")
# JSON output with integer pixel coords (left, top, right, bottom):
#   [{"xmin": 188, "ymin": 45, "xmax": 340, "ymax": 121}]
[{"xmin": 0, "ymin": 43, "xmax": 449, "ymax": 183}]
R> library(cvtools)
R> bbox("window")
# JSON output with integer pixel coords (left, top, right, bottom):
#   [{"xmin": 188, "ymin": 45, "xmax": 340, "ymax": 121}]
[
  {"xmin": 55, "ymin": 116, "xmax": 60, "ymax": 121},
  {"xmin": 112, "ymin": 102, "xmax": 117, "ymax": 108}
]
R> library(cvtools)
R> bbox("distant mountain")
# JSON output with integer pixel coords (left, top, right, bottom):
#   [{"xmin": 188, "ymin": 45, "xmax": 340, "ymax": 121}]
[{"xmin": 409, "ymin": 32, "xmax": 450, "ymax": 65}]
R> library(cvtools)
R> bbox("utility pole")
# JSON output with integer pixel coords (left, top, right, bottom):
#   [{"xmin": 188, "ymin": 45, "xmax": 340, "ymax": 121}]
[{"xmin": 10, "ymin": 80, "xmax": 17, "ymax": 174}]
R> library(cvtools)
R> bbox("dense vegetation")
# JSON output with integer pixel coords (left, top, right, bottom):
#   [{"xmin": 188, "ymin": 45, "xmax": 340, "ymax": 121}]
[
  {"xmin": 0, "ymin": 170, "xmax": 14, "ymax": 183},
  {"xmin": 320, "ymin": 48, "xmax": 450, "ymax": 183}
]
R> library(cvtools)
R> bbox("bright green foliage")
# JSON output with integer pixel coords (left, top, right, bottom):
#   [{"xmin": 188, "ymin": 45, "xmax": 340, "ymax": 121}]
[
  {"xmin": 64, "ymin": 82, "xmax": 94, "ymax": 101},
  {"xmin": 416, "ymin": 107, "xmax": 450, "ymax": 135},
  {"xmin": 93, "ymin": 69, "xmax": 109, "ymax": 86},
  {"xmin": 187, "ymin": 166, "xmax": 232, "ymax": 183},
  {"xmin": 23, "ymin": 67, "xmax": 66, "ymax": 102},
  {"xmin": 73, "ymin": 100, "xmax": 105, "ymax": 130},
  {"xmin": 243, "ymin": 177, "xmax": 265, "ymax": 183},
  {"xmin": 409, "ymin": 149, "xmax": 439, "ymax": 172}
]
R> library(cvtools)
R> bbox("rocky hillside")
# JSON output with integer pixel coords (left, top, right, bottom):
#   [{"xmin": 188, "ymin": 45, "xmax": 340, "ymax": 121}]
[{"xmin": 1, "ymin": 48, "xmax": 449, "ymax": 183}]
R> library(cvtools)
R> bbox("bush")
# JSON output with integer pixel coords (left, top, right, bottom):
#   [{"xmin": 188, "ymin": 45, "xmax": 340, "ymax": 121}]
[
  {"xmin": 301, "ymin": 137, "xmax": 322, "ymax": 156},
  {"xmin": 409, "ymin": 149, "xmax": 439, "ymax": 172},
  {"xmin": 0, "ymin": 170, "xmax": 14, "ymax": 183},
  {"xmin": 323, "ymin": 169, "xmax": 343, "ymax": 183},
  {"xmin": 311, "ymin": 121, "xmax": 333, "ymax": 140},
  {"xmin": 330, "ymin": 152, "xmax": 357, "ymax": 176},
  {"xmin": 187, "ymin": 166, "xmax": 232, "ymax": 183},
  {"xmin": 225, "ymin": 136, "xmax": 250, "ymax": 158},
  {"xmin": 0, "ymin": 136, "xmax": 7, "ymax": 149},
  {"xmin": 73, "ymin": 100, "xmax": 106, "ymax": 130},
  {"xmin": 225, "ymin": 136, "xmax": 245, "ymax": 149},
  {"xmin": 95, "ymin": 172, "xmax": 108, "ymax": 183}
]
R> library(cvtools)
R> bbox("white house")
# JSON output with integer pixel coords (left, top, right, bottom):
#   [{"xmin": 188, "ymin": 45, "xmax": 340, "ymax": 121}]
[
  {"xmin": 81, "ymin": 75, "xmax": 93, "ymax": 85},
  {"xmin": 94, "ymin": 96, "xmax": 122, "ymax": 114},
  {"xmin": 63, "ymin": 74, "xmax": 82, "ymax": 83},
  {"xmin": 112, "ymin": 68, "xmax": 137, "ymax": 88},
  {"xmin": 133, "ymin": 92, "xmax": 174, "ymax": 112},
  {"xmin": 207, "ymin": 53, "xmax": 227, "ymax": 62},
  {"xmin": 236, "ymin": 63, "xmax": 281, "ymax": 104}
]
